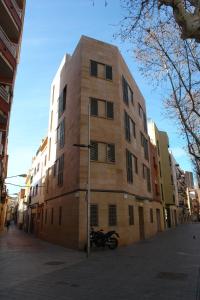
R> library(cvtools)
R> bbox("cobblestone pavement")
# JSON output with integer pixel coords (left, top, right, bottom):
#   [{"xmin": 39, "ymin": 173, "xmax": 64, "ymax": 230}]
[{"xmin": 0, "ymin": 223, "xmax": 200, "ymax": 299}]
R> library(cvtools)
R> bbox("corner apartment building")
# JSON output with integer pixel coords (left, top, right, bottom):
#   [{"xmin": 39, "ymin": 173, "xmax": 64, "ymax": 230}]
[
  {"xmin": 0, "ymin": 0, "xmax": 26, "ymax": 230},
  {"xmin": 28, "ymin": 36, "xmax": 164, "ymax": 249},
  {"xmin": 148, "ymin": 120, "xmax": 178, "ymax": 228}
]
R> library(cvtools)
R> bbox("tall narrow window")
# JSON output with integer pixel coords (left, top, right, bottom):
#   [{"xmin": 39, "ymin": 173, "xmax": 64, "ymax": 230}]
[
  {"xmin": 45, "ymin": 209, "xmax": 47, "ymax": 224},
  {"xmin": 128, "ymin": 205, "xmax": 134, "ymax": 225},
  {"xmin": 109, "ymin": 205, "xmax": 117, "ymax": 226},
  {"xmin": 58, "ymin": 85, "xmax": 67, "ymax": 118},
  {"xmin": 130, "ymin": 119, "xmax": 136, "ymax": 138},
  {"xmin": 48, "ymin": 138, "xmax": 51, "ymax": 161},
  {"xmin": 90, "ymin": 204, "xmax": 98, "ymax": 226},
  {"xmin": 124, "ymin": 111, "xmax": 130, "ymax": 142},
  {"xmin": 106, "ymin": 101, "xmax": 114, "ymax": 119},
  {"xmin": 90, "ymin": 98, "xmax": 98, "ymax": 116},
  {"xmin": 50, "ymin": 110, "xmax": 53, "ymax": 131},
  {"xmin": 150, "ymin": 208, "xmax": 153, "ymax": 223},
  {"xmin": 143, "ymin": 112, "xmax": 147, "ymax": 133},
  {"xmin": 51, "ymin": 208, "xmax": 54, "ymax": 224},
  {"xmin": 57, "ymin": 119, "xmax": 65, "ymax": 148},
  {"xmin": 57, "ymin": 154, "xmax": 64, "ymax": 186},
  {"xmin": 122, "ymin": 76, "xmax": 128, "ymax": 105},
  {"xmin": 90, "ymin": 141, "xmax": 98, "ymax": 161},
  {"xmin": 59, "ymin": 206, "xmax": 62, "ymax": 226},
  {"xmin": 90, "ymin": 60, "xmax": 98, "ymax": 76},
  {"xmin": 126, "ymin": 150, "xmax": 133, "ymax": 183},
  {"xmin": 133, "ymin": 155, "xmax": 138, "ymax": 174},
  {"xmin": 52, "ymin": 85, "xmax": 55, "ymax": 104},
  {"xmin": 106, "ymin": 65, "xmax": 112, "ymax": 80},
  {"xmin": 107, "ymin": 144, "xmax": 115, "ymax": 163},
  {"xmin": 147, "ymin": 167, "xmax": 151, "ymax": 192}
]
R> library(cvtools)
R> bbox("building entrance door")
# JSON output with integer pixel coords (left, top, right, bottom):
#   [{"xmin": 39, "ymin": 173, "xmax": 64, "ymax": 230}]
[
  {"xmin": 156, "ymin": 208, "xmax": 161, "ymax": 232},
  {"xmin": 138, "ymin": 206, "xmax": 145, "ymax": 240}
]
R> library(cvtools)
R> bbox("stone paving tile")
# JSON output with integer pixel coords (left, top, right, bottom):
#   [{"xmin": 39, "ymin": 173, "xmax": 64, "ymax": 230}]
[{"xmin": 0, "ymin": 224, "xmax": 200, "ymax": 299}]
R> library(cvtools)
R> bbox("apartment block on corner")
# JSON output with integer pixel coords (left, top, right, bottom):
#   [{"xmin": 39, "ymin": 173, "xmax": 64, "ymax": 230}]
[{"xmin": 27, "ymin": 36, "xmax": 165, "ymax": 249}]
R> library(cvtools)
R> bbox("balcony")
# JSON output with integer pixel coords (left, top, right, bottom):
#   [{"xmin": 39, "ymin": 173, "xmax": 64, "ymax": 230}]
[
  {"xmin": 0, "ymin": 26, "xmax": 17, "ymax": 83},
  {"xmin": 0, "ymin": 85, "xmax": 10, "ymax": 103},
  {"xmin": 0, "ymin": 0, "xmax": 22, "ymax": 43}
]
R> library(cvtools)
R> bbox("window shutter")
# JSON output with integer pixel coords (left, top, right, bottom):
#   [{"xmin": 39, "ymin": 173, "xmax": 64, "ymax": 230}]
[
  {"xmin": 106, "ymin": 101, "xmax": 114, "ymax": 119},
  {"xmin": 90, "ymin": 60, "xmax": 97, "ymax": 76},
  {"xmin": 106, "ymin": 65, "xmax": 112, "ymax": 80}
]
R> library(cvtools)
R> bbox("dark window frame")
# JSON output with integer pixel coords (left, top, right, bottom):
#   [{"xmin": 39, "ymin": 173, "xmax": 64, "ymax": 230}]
[
  {"xmin": 90, "ymin": 204, "xmax": 98, "ymax": 227},
  {"xmin": 109, "ymin": 204, "xmax": 117, "ymax": 226}
]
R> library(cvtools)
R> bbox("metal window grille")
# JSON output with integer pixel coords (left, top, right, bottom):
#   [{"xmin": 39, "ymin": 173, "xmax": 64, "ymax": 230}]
[
  {"xmin": 90, "ymin": 204, "xmax": 98, "ymax": 227},
  {"xmin": 107, "ymin": 144, "xmax": 115, "ymax": 163},
  {"xmin": 90, "ymin": 141, "xmax": 98, "ymax": 161},
  {"xmin": 109, "ymin": 205, "xmax": 117, "ymax": 226},
  {"xmin": 90, "ymin": 98, "xmax": 98, "ymax": 116},
  {"xmin": 129, "ymin": 205, "xmax": 134, "ymax": 225}
]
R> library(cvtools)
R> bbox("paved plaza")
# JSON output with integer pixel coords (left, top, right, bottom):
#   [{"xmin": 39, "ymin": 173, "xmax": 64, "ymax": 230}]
[{"xmin": 0, "ymin": 223, "xmax": 200, "ymax": 299}]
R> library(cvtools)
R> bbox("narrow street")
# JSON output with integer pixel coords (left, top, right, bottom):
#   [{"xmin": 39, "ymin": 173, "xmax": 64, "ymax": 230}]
[{"xmin": 0, "ymin": 223, "xmax": 200, "ymax": 299}]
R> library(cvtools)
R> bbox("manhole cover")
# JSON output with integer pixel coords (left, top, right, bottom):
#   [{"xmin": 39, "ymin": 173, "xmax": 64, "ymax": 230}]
[
  {"xmin": 44, "ymin": 261, "xmax": 65, "ymax": 266},
  {"xmin": 157, "ymin": 272, "xmax": 188, "ymax": 281}
]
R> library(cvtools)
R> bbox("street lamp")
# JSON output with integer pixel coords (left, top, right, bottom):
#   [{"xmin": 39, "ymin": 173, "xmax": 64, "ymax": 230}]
[
  {"xmin": 73, "ymin": 102, "xmax": 91, "ymax": 257},
  {"xmin": 6, "ymin": 174, "xmax": 27, "ymax": 179}
]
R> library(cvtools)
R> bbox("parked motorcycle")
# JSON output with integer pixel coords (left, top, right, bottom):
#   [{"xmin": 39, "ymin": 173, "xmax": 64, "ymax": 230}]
[{"xmin": 89, "ymin": 228, "xmax": 119, "ymax": 250}]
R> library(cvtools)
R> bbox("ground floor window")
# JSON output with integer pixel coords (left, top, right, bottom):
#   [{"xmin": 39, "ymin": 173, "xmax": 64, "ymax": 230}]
[
  {"xmin": 90, "ymin": 204, "xmax": 98, "ymax": 227},
  {"xmin": 128, "ymin": 205, "xmax": 134, "ymax": 225},
  {"xmin": 109, "ymin": 205, "xmax": 117, "ymax": 226}
]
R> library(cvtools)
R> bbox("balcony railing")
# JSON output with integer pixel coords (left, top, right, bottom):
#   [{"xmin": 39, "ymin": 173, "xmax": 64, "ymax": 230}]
[
  {"xmin": 11, "ymin": 0, "xmax": 22, "ymax": 19},
  {"xmin": 0, "ymin": 25, "xmax": 17, "ymax": 58},
  {"xmin": 0, "ymin": 86, "xmax": 10, "ymax": 103}
]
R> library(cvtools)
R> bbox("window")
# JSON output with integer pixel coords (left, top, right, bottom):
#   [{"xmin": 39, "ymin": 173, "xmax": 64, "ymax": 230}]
[
  {"xmin": 90, "ymin": 60, "xmax": 112, "ymax": 80},
  {"xmin": 141, "ymin": 133, "xmax": 149, "ymax": 161},
  {"xmin": 143, "ymin": 111, "xmax": 147, "ymax": 133},
  {"xmin": 155, "ymin": 183, "xmax": 159, "ymax": 195},
  {"xmin": 124, "ymin": 111, "xmax": 130, "ymax": 142},
  {"xmin": 109, "ymin": 205, "xmax": 117, "ymax": 226},
  {"xmin": 59, "ymin": 206, "xmax": 62, "ymax": 226},
  {"xmin": 53, "ymin": 160, "xmax": 57, "ymax": 177},
  {"xmin": 126, "ymin": 149, "xmax": 133, "ymax": 183},
  {"xmin": 44, "ymin": 155, "xmax": 47, "ymax": 167},
  {"xmin": 122, "ymin": 76, "xmax": 133, "ymax": 105},
  {"xmin": 125, "ymin": 111, "xmax": 136, "ymax": 142},
  {"xmin": 37, "ymin": 163, "xmax": 40, "ymax": 172},
  {"xmin": 107, "ymin": 144, "xmax": 115, "ymax": 162},
  {"xmin": 160, "ymin": 183, "xmax": 164, "ymax": 201},
  {"xmin": 133, "ymin": 155, "xmax": 138, "ymax": 174},
  {"xmin": 106, "ymin": 101, "xmax": 114, "ymax": 119},
  {"xmin": 90, "ymin": 98, "xmax": 114, "ymax": 119},
  {"xmin": 57, "ymin": 154, "xmax": 64, "ymax": 186},
  {"xmin": 90, "ymin": 204, "xmax": 98, "ymax": 226},
  {"xmin": 91, "ymin": 142, "xmax": 115, "ymax": 163},
  {"xmin": 128, "ymin": 205, "xmax": 134, "ymax": 225},
  {"xmin": 58, "ymin": 85, "xmax": 67, "ymax": 118},
  {"xmin": 52, "ymin": 85, "xmax": 55, "ymax": 104},
  {"xmin": 157, "ymin": 140, "xmax": 160, "ymax": 156},
  {"xmin": 50, "ymin": 110, "xmax": 53, "ymax": 131},
  {"xmin": 90, "ymin": 141, "xmax": 98, "ymax": 161},
  {"xmin": 51, "ymin": 208, "xmax": 54, "ymax": 224},
  {"xmin": 138, "ymin": 103, "xmax": 143, "ymax": 117},
  {"xmin": 90, "ymin": 98, "xmax": 98, "ymax": 116},
  {"xmin": 57, "ymin": 119, "xmax": 65, "ymax": 148},
  {"xmin": 45, "ymin": 209, "xmax": 47, "ymax": 224},
  {"xmin": 159, "ymin": 161, "xmax": 162, "ymax": 177},
  {"xmin": 147, "ymin": 167, "xmax": 151, "ymax": 192},
  {"xmin": 48, "ymin": 138, "xmax": 51, "ymax": 161},
  {"xmin": 35, "ymin": 184, "xmax": 38, "ymax": 196},
  {"xmin": 142, "ymin": 164, "xmax": 146, "ymax": 179},
  {"xmin": 150, "ymin": 208, "xmax": 153, "ymax": 223}
]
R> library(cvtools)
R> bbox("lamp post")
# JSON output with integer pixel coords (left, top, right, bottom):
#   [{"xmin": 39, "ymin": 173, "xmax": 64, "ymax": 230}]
[
  {"xmin": 6, "ymin": 174, "xmax": 27, "ymax": 179},
  {"xmin": 73, "ymin": 102, "xmax": 91, "ymax": 257}
]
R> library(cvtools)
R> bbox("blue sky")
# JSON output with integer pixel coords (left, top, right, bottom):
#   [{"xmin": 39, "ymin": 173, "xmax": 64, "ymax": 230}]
[{"xmin": 7, "ymin": 0, "xmax": 193, "ymax": 194}]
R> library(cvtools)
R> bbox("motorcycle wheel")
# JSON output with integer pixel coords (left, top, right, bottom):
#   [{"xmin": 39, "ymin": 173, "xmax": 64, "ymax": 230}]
[{"xmin": 108, "ymin": 237, "xmax": 118, "ymax": 249}]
